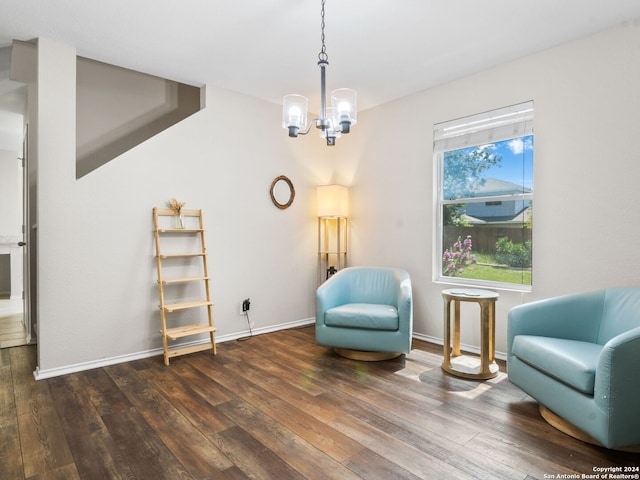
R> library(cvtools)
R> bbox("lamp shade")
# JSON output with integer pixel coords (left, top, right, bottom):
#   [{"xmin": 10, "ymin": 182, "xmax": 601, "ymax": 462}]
[{"xmin": 317, "ymin": 185, "xmax": 349, "ymax": 217}]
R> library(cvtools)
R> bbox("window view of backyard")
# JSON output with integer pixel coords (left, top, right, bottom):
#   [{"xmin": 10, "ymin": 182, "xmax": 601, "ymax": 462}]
[{"xmin": 439, "ymin": 135, "xmax": 534, "ymax": 287}]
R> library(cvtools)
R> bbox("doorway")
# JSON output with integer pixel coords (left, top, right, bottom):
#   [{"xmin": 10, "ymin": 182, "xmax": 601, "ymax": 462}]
[
  {"xmin": 0, "ymin": 295, "xmax": 26, "ymax": 348},
  {"xmin": 0, "ymin": 147, "xmax": 27, "ymax": 348},
  {"xmin": 0, "ymin": 42, "xmax": 30, "ymax": 349}
]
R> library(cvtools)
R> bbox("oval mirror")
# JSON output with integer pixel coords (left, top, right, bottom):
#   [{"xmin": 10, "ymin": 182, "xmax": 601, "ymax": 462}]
[{"xmin": 270, "ymin": 175, "xmax": 295, "ymax": 209}]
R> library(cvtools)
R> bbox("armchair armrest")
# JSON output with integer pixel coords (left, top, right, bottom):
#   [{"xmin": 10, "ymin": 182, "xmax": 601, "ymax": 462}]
[
  {"xmin": 316, "ymin": 271, "xmax": 350, "ymax": 326},
  {"xmin": 507, "ymin": 290, "xmax": 606, "ymax": 355},
  {"xmin": 593, "ymin": 326, "xmax": 640, "ymax": 446},
  {"xmin": 397, "ymin": 278, "xmax": 413, "ymax": 335},
  {"xmin": 595, "ymin": 326, "xmax": 640, "ymax": 409}
]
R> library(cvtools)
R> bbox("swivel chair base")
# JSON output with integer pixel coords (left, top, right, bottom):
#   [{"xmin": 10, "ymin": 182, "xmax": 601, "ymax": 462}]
[
  {"xmin": 334, "ymin": 348, "xmax": 402, "ymax": 361},
  {"xmin": 539, "ymin": 405, "xmax": 640, "ymax": 453}
]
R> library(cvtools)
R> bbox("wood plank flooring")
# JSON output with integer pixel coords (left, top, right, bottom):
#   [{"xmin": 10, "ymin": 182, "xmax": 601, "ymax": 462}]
[
  {"xmin": 1, "ymin": 326, "xmax": 638, "ymax": 479},
  {"xmin": 0, "ymin": 299, "xmax": 27, "ymax": 349}
]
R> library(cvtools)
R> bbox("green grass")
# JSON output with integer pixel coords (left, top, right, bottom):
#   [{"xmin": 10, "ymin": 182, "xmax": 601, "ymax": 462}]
[{"xmin": 453, "ymin": 253, "xmax": 532, "ymax": 285}]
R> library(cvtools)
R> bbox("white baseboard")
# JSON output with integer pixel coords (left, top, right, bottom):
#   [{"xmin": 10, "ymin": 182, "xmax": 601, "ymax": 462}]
[
  {"xmin": 412, "ymin": 332, "xmax": 507, "ymax": 361},
  {"xmin": 33, "ymin": 317, "xmax": 316, "ymax": 380},
  {"xmin": 32, "ymin": 320, "xmax": 506, "ymax": 380}
]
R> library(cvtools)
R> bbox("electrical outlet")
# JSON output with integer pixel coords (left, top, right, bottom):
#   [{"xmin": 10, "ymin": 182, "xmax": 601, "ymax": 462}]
[{"xmin": 242, "ymin": 298, "xmax": 251, "ymax": 312}]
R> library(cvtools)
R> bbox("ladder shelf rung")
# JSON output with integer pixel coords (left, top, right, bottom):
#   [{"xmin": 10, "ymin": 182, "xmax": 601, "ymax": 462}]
[
  {"xmin": 162, "ymin": 323, "xmax": 216, "ymax": 340},
  {"xmin": 163, "ymin": 300, "xmax": 212, "ymax": 312},
  {"xmin": 154, "ymin": 208, "xmax": 203, "ymax": 217},
  {"xmin": 166, "ymin": 343, "xmax": 215, "ymax": 358},
  {"xmin": 158, "ymin": 253, "xmax": 206, "ymax": 259},
  {"xmin": 157, "ymin": 228, "xmax": 204, "ymax": 233},
  {"xmin": 160, "ymin": 276, "xmax": 209, "ymax": 285}
]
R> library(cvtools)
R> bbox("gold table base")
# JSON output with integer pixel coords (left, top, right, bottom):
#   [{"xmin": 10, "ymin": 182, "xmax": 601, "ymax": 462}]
[{"xmin": 442, "ymin": 288, "xmax": 499, "ymax": 380}]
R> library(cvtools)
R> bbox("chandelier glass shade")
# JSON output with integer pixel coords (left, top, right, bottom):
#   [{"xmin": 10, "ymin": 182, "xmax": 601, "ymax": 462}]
[
  {"xmin": 282, "ymin": 0, "xmax": 357, "ymax": 146},
  {"xmin": 282, "ymin": 95, "xmax": 309, "ymax": 136}
]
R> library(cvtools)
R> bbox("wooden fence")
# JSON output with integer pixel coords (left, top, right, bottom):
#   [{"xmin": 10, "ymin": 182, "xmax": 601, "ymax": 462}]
[{"xmin": 443, "ymin": 226, "xmax": 532, "ymax": 255}]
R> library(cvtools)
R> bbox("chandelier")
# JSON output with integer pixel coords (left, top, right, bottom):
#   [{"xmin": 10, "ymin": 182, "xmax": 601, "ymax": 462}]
[{"xmin": 282, "ymin": 0, "xmax": 357, "ymax": 146}]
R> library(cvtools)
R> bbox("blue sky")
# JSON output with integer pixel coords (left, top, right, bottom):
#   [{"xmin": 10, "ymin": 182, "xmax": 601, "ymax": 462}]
[{"xmin": 484, "ymin": 135, "xmax": 534, "ymax": 189}]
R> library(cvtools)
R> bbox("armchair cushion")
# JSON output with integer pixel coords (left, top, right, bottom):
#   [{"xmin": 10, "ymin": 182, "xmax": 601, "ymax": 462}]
[
  {"xmin": 325, "ymin": 303, "xmax": 399, "ymax": 330},
  {"xmin": 511, "ymin": 336, "xmax": 602, "ymax": 394}
]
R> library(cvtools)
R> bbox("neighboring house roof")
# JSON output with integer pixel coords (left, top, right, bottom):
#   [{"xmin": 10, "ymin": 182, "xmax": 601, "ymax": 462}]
[
  {"xmin": 474, "ymin": 178, "xmax": 532, "ymax": 196},
  {"xmin": 446, "ymin": 177, "xmax": 531, "ymax": 200}
]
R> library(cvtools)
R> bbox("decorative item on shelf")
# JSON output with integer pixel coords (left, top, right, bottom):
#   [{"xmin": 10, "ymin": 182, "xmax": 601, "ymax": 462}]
[
  {"xmin": 168, "ymin": 198, "xmax": 185, "ymax": 229},
  {"xmin": 317, "ymin": 184, "xmax": 349, "ymax": 284},
  {"xmin": 282, "ymin": 0, "xmax": 357, "ymax": 146}
]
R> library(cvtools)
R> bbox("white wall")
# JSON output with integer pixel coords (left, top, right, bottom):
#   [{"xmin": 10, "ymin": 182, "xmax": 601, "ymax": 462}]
[
  {"xmin": 34, "ymin": 38, "xmax": 344, "ymax": 377},
  {"xmin": 34, "ymin": 22, "xmax": 640, "ymax": 375},
  {"xmin": 337, "ymin": 22, "xmax": 640, "ymax": 355}
]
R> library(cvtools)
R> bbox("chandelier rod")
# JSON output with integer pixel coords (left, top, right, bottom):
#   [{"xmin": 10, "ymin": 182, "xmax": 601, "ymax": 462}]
[{"xmin": 318, "ymin": 0, "xmax": 329, "ymax": 128}]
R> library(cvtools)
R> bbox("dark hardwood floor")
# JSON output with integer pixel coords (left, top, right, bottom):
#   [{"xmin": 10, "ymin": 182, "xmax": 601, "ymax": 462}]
[{"xmin": 1, "ymin": 326, "xmax": 638, "ymax": 479}]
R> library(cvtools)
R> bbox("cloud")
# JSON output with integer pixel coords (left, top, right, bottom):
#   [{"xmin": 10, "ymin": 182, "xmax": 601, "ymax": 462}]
[
  {"xmin": 477, "ymin": 143, "xmax": 496, "ymax": 151},
  {"xmin": 507, "ymin": 137, "xmax": 533, "ymax": 154}
]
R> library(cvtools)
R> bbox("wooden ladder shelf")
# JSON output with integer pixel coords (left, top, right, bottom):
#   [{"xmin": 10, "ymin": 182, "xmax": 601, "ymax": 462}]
[{"xmin": 153, "ymin": 207, "xmax": 216, "ymax": 365}]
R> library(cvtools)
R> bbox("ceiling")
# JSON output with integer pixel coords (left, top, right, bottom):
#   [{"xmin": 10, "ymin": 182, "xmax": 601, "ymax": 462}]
[{"xmin": 2, "ymin": 0, "xmax": 640, "ymax": 151}]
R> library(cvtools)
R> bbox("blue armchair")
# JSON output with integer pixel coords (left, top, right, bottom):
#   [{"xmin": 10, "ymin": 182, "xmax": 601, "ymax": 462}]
[
  {"xmin": 316, "ymin": 266, "xmax": 413, "ymax": 360},
  {"xmin": 507, "ymin": 287, "xmax": 640, "ymax": 451}
]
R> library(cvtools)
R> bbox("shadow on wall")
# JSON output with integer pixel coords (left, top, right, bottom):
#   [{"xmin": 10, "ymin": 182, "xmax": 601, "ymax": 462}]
[{"xmin": 76, "ymin": 57, "xmax": 203, "ymax": 179}]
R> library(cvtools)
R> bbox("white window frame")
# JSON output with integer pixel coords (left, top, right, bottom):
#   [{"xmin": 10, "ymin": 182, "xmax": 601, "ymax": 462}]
[{"xmin": 433, "ymin": 101, "xmax": 534, "ymax": 292}]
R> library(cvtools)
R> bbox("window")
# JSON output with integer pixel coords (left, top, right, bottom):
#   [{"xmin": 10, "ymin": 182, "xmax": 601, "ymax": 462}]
[{"xmin": 434, "ymin": 102, "xmax": 534, "ymax": 290}]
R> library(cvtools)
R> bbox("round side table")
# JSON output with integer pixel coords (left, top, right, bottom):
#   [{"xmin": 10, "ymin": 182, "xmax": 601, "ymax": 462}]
[{"xmin": 442, "ymin": 288, "xmax": 499, "ymax": 379}]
